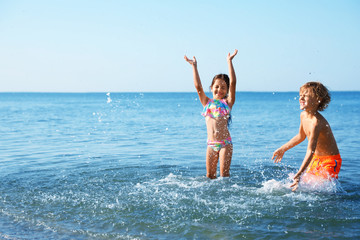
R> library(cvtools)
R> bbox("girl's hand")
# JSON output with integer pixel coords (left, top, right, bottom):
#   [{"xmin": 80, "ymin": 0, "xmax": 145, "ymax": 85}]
[
  {"xmin": 227, "ymin": 49, "xmax": 238, "ymax": 61},
  {"xmin": 184, "ymin": 55, "xmax": 197, "ymax": 67},
  {"xmin": 272, "ymin": 148, "xmax": 285, "ymax": 163}
]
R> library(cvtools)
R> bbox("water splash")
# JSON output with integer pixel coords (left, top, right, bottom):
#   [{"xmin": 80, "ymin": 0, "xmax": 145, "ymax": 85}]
[
  {"xmin": 298, "ymin": 173, "xmax": 345, "ymax": 193},
  {"xmin": 106, "ymin": 92, "xmax": 112, "ymax": 103},
  {"xmin": 259, "ymin": 173, "xmax": 345, "ymax": 194},
  {"xmin": 258, "ymin": 179, "xmax": 290, "ymax": 194}
]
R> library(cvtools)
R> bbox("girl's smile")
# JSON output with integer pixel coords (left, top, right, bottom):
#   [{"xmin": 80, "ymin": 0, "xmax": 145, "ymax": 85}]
[{"xmin": 211, "ymin": 79, "xmax": 228, "ymax": 99}]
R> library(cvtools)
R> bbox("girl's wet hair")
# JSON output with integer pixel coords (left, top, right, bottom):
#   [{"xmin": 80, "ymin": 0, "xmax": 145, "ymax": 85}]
[
  {"xmin": 210, "ymin": 74, "xmax": 230, "ymax": 97},
  {"xmin": 300, "ymin": 82, "xmax": 331, "ymax": 111}
]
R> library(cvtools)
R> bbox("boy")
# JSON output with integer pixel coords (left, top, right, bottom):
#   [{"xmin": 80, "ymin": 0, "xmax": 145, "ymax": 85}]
[{"xmin": 272, "ymin": 82, "xmax": 342, "ymax": 191}]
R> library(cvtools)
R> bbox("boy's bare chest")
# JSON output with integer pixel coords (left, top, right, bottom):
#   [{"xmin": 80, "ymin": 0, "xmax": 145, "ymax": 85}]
[{"xmin": 302, "ymin": 118, "xmax": 320, "ymax": 137}]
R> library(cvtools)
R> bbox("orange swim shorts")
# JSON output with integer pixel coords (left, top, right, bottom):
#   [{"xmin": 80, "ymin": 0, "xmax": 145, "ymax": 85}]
[{"xmin": 306, "ymin": 154, "xmax": 342, "ymax": 179}]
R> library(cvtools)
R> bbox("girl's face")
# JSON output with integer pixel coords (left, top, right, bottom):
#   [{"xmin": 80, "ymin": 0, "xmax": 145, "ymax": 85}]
[
  {"xmin": 299, "ymin": 88, "xmax": 319, "ymax": 112},
  {"xmin": 211, "ymin": 79, "xmax": 228, "ymax": 99}
]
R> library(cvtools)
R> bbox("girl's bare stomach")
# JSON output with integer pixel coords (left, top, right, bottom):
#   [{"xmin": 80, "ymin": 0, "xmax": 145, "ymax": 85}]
[{"xmin": 205, "ymin": 117, "xmax": 231, "ymax": 141}]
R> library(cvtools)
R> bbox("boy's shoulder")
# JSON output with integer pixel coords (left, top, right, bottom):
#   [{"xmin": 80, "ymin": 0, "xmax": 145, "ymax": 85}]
[{"xmin": 300, "ymin": 111, "xmax": 314, "ymax": 120}]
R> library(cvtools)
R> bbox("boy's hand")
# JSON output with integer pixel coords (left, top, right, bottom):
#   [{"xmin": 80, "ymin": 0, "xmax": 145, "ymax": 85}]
[
  {"xmin": 227, "ymin": 49, "xmax": 238, "ymax": 61},
  {"xmin": 272, "ymin": 148, "xmax": 285, "ymax": 163},
  {"xmin": 184, "ymin": 55, "xmax": 197, "ymax": 67},
  {"xmin": 290, "ymin": 176, "xmax": 300, "ymax": 191}
]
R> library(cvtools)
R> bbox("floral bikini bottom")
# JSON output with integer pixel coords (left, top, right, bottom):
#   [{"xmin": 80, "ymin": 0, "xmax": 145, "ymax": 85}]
[{"xmin": 207, "ymin": 137, "xmax": 232, "ymax": 152}]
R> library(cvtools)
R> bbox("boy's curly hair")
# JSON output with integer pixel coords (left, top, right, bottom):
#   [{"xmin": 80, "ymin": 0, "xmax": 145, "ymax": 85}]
[{"xmin": 300, "ymin": 82, "xmax": 331, "ymax": 111}]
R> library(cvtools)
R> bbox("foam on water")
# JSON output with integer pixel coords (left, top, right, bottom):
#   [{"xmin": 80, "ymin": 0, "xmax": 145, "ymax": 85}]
[
  {"xmin": 298, "ymin": 173, "xmax": 346, "ymax": 193},
  {"xmin": 259, "ymin": 178, "xmax": 290, "ymax": 193},
  {"xmin": 0, "ymin": 163, "xmax": 357, "ymax": 239},
  {"xmin": 259, "ymin": 172, "xmax": 345, "ymax": 196}
]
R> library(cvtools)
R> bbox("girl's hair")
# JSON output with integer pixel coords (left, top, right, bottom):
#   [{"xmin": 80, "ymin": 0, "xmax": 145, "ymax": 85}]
[
  {"xmin": 210, "ymin": 74, "xmax": 230, "ymax": 98},
  {"xmin": 300, "ymin": 82, "xmax": 331, "ymax": 111}
]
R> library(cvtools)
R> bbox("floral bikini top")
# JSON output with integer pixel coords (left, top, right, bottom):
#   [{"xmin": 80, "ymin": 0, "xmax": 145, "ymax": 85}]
[{"xmin": 202, "ymin": 99, "xmax": 230, "ymax": 118}]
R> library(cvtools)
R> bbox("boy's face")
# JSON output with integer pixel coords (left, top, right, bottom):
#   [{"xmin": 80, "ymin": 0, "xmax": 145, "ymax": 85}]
[
  {"xmin": 211, "ymin": 79, "xmax": 228, "ymax": 99},
  {"xmin": 299, "ymin": 88, "xmax": 319, "ymax": 111}
]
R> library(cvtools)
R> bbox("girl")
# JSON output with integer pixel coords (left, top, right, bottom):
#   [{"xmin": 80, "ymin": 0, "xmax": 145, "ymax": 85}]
[{"xmin": 184, "ymin": 50, "xmax": 238, "ymax": 179}]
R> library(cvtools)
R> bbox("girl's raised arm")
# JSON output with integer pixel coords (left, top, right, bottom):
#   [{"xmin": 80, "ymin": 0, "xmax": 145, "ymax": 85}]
[
  {"xmin": 184, "ymin": 55, "xmax": 209, "ymax": 106},
  {"xmin": 226, "ymin": 49, "xmax": 238, "ymax": 108}
]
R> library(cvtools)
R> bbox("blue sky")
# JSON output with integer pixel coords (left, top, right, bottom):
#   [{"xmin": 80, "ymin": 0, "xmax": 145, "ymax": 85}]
[{"xmin": 1, "ymin": 0, "xmax": 359, "ymax": 92}]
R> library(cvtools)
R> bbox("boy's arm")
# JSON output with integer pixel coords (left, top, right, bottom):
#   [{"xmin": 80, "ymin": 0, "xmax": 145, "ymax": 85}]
[
  {"xmin": 184, "ymin": 55, "xmax": 208, "ymax": 106},
  {"xmin": 227, "ymin": 49, "xmax": 238, "ymax": 108},
  {"xmin": 290, "ymin": 123, "xmax": 320, "ymax": 191},
  {"xmin": 272, "ymin": 121, "xmax": 306, "ymax": 163}
]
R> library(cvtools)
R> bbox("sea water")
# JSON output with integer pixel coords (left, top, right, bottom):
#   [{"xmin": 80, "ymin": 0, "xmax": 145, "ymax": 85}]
[{"xmin": 0, "ymin": 92, "xmax": 359, "ymax": 239}]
